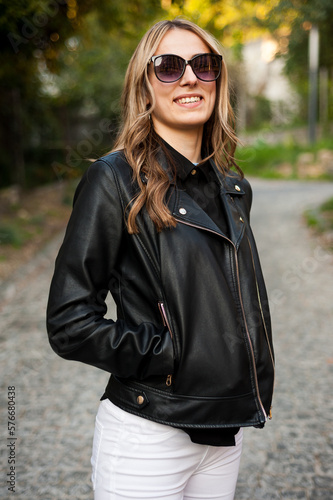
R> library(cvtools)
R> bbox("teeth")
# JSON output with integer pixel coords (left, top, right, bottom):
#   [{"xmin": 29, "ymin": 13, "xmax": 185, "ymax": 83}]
[{"xmin": 177, "ymin": 96, "xmax": 201, "ymax": 104}]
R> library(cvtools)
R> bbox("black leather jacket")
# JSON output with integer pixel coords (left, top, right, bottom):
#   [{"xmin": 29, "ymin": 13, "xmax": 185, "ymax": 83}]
[{"xmin": 47, "ymin": 149, "xmax": 275, "ymax": 430}]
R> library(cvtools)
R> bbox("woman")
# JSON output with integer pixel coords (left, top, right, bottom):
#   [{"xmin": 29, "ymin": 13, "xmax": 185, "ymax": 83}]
[{"xmin": 47, "ymin": 18, "xmax": 275, "ymax": 500}]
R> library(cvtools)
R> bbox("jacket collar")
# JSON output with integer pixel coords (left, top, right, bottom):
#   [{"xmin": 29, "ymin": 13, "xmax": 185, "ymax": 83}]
[
  {"xmin": 158, "ymin": 139, "xmax": 245, "ymax": 195},
  {"xmin": 161, "ymin": 139, "xmax": 198, "ymax": 180},
  {"xmin": 155, "ymin": 141, "xmax": 246, "ymax": 248}
]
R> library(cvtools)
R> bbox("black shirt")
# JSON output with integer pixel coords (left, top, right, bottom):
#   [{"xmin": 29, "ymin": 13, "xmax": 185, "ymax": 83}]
[{"xmin": 167, "ymin": 143, "xmax": 229, "ymax": 237}]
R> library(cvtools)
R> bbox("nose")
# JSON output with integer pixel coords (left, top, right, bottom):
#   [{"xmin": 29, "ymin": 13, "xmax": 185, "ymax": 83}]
[{"xmin": 180, "ymin": 63, "xmax": 198, "ymax": 85}]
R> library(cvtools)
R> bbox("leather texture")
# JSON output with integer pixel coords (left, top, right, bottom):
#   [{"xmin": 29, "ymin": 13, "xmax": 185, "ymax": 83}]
[{"xmin": 47, "ymin": 149, "xmax": 275, "ymax": 429}]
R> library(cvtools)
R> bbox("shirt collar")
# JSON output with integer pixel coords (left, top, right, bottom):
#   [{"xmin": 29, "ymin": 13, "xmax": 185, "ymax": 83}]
[{"xmin": 161, "ymin": 138, "xmax": 204, "ymax": 181}]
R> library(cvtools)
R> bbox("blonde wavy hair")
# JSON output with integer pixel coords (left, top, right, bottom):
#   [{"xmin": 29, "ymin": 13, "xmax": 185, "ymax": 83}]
[{"xmin": 113, "ymin": 18, "xmax": 242, "ymax": 234}]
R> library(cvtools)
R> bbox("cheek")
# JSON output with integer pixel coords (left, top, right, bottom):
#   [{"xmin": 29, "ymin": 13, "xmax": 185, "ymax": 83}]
[
  {"xmin": 208, "ymin": 85, "xmax": 216, "ymax": 111},
  {"xmin": 209, "ymin": 83, "xmax": 216, "ymax": 101},
  {"xmin": 151, "ymin": 78, "xmax": 171, "ymax": 100},
  {"xmin": 154, "ymin": 87, "xmax": 172, "ymax": 107},
  {"xmin": 151, "ymin": 94, "xmax": 166, "ymax": 119},
  {"xmin": 205, "ymin": 87, "xmax": 215, "ymax": 109}
]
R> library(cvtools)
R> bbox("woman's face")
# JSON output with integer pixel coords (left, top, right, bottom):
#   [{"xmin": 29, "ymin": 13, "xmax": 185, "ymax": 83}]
[{"xmin": 148, "ymin": 29, "xmax": 217, "ymax": 142}]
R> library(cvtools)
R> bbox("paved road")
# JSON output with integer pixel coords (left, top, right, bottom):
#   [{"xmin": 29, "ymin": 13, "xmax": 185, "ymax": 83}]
[{"xmin": 1, "ymin": 179, "xmax": 333, "ymax": 499}]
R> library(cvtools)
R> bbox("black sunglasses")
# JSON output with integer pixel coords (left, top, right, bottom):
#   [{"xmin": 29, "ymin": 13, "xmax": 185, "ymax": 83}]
[{"xmin": 149, "ymin": 53, "xmax": 222, "ymax": 83}]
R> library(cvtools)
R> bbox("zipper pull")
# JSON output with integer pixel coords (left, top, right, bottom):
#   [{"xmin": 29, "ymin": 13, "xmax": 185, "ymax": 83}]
[
  {"xmin": 269, "ymin": 407, "xmax": 273, "ymax": 419},
  {"xmin": 166, "ymin": 374, "xmax": 172, "ymax": 387}
]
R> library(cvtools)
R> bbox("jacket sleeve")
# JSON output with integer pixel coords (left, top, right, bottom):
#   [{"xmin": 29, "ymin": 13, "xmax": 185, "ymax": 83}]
[{"xmin": 46, "ymin": 159, "xmax": 174, "ymax": 379}]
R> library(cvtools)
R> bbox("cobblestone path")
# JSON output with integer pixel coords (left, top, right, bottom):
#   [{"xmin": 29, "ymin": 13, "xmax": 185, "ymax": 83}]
[
  {"xmin": 1, "ymin": 179, "xmax": 333, "ymax": 499},
  {"xmin": 235, "ymin": 180, "xmax": 333, "ymax": 500}
]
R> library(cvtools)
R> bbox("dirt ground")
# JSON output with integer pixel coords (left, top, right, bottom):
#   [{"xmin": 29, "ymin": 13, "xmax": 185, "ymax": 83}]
[{"xmin": 0, "ymin": 182, "xmax": 72, "ymax": 282}]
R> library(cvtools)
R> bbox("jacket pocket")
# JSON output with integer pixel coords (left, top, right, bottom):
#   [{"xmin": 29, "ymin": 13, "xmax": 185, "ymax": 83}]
[{"xmin": 158, "ymin": 301, "xmax": 175, "ymax": 387}]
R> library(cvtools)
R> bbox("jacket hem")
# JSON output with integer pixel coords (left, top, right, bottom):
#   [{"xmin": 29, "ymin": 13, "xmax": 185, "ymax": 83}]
[{"xmin": 103, "ymin": 375, "xmax": 266, "ymax": 429}]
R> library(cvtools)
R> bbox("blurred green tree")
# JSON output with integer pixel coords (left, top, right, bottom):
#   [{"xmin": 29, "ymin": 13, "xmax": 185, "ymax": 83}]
[
  {"xmin": 261, "ymin": 0, "xmax": 333, "ymax": 123},
  {"xmin": 2, "ymin": 0, "xmax": 332, "ymax": 189},
  {"xmin": 0, "ymin": 0, "xmax": 85, "ymax": 187},
  {"xmin": 0, "ymin": 0, "xmax": 163, "ymax": 189}
]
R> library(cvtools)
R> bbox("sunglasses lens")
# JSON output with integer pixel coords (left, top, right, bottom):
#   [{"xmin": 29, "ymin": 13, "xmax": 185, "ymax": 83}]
[
  {"xmin": 154, "ymin": 55, "xmax": 184, "ymax": 82},
  {"xmin": 193, "ymin": 54, "xmax": 221, "ymax": 81},
  {"xmin": 153, "ymin": 54, "xmax": 222, "ymax": 83}
]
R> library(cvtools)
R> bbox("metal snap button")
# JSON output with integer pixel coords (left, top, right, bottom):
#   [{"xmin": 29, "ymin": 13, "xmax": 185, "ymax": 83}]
[
  {"xmin": 179, "ymin": 208, "xmax": 187, "ymax": 215},
  {"xmin": 235, "ymin": 185, "xmax": 241, "ymax": 191},
  {"xmin": 137, "ymin": 395, "xmax": 145, "ymax": 405},
  {"xmin": 191, "ymin": 169, "xmax": 197, "ymax": 176}
]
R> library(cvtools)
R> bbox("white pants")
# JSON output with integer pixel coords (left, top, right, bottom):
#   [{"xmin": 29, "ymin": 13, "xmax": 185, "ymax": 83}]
[{"xmin": 91, "ymin": 399, "xmax": 243, "ymax": 500}]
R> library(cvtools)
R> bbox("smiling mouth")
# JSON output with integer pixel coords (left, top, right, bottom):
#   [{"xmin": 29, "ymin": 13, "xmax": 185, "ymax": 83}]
[{"xmin": 175, "ymin": 96, "xmax": 202, "ymax": 104}]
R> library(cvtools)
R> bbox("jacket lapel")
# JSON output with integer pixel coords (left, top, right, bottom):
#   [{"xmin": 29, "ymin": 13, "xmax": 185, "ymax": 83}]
[
  {"xmin": 213, "ymin": 166, "xmax": 247, "ymax": 249},
  {"xmin": 160, "ymin": 150, "xmax": 246, "ymax": 248},
  {"xmin": 169, "ymin": 187, "xmax": 226, "ymax": 237}
]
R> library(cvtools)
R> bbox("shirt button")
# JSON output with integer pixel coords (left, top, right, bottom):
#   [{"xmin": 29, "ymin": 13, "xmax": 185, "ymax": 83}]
[
  {"xmin": 235, "ymin": 185, "xmax": 241, "ymax": 191},
  {"xmin": 179, "ymin": 207, "xmax": 187, "ymax": 215},
  {"xmin": 191, "ymin": 169, "xmax": 197, "ymax": 176}
]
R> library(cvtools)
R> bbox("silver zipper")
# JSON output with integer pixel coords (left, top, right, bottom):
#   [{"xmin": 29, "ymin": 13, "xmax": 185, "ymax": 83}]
[
  {"xmin": 233, "ymin": 250, "xmax": 267, "ymax": 420},
  {"xmin": 158, "ymin": 301, "xmax": 173, "ymax": 386},
  {"xmin": 174, "ymin": 217, "xmax": 267, "ymax": 421},
  {"xmin": 246, "ymin": 235, "xmax": 275, "ymax": 369},
  {"xmin": 246, "ymin": 236, "xmax": 275, "ymax": 419}
]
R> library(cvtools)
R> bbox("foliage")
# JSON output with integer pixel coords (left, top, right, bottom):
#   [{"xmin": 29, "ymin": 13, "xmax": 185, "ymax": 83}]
[
  {"xmin": 245, "ymin": 95, "xmax": 272, "ymax": 130},
  {"xmin": 0, "ymin": 0, "xmax": 164, "ymax": 188},
  {"xmin": 165, "ymin": 0, "xmax": 277, "ymax": 51},
  {"xmin": 320, "ymin": 197, "xmax": 333, "ymax": 213},
  {"xmin": 257, "ymin": 0, "xmax": 333, "ymax": 97},
  {"xmin": 236, "ymin": 137, "xmax": 333, "ymax": 178},
  {"xmin": 0, "ymin": 224, "xmax": 27, "ymax": 247},
  {"xmin": 304, "ymin": 196, "xmax": 333, "ymax": 236},
  {"xmin": 1, "ymin": 0, "xmax": 333, "ymax": 189}
]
